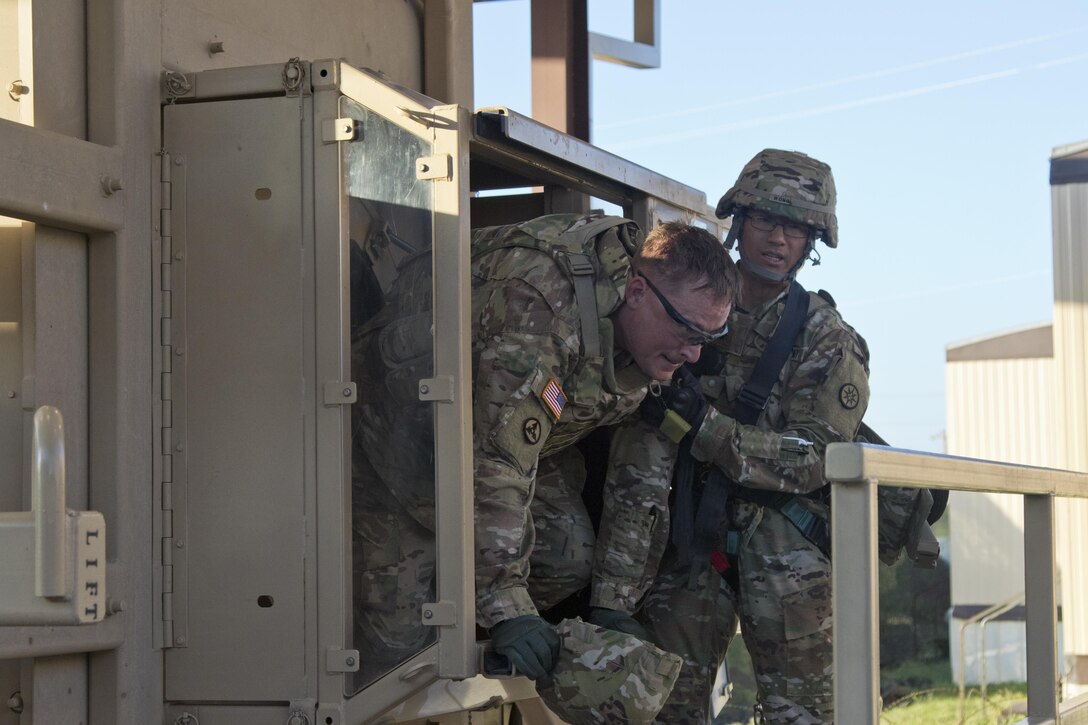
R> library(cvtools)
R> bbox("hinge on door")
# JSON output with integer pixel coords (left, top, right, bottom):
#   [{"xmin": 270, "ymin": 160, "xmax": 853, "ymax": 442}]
[{"xmin": 157, "ymin": 151, "xmax": 179, "ymax": 649}]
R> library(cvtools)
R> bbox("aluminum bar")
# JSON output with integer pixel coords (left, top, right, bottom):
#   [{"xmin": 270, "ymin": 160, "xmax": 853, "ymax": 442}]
[
  {"xmin": 0, "ymin": 119, "xmax": 123, "ymax": 232},
  {"xmin": 826, "ymin": 443, "xmax": 1088, "ymax": 498},
  {"xmin": 1024, "ymin": 494, "xmax": 1059, "ymax": 721},
  {"xmin": 831, "ymin": 478, "xmax": 879, "ymax": 724}
]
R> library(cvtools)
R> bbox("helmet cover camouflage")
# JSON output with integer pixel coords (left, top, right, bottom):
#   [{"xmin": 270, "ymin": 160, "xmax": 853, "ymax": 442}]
[
  {"xmin": 716, "ymin": 148, "xmax": 838, "ymax": 248},
  {"xmin": 535, "ymin": 618, "xmax": 683, "ymax": 724}
]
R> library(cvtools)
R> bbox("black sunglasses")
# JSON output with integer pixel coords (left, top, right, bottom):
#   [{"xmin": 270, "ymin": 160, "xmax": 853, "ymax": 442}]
[{"xmin": 636, "ymin": 271, "xmax": 729, "ymax": 346}]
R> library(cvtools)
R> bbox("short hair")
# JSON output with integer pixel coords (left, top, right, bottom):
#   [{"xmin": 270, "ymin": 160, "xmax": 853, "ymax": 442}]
[{"xmin": 634, "ymin": 221, "xmax": 739, "ymax": 306}]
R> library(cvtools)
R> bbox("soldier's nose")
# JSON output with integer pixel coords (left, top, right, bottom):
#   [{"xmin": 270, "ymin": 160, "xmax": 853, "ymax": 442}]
[{"xmin": 680, "ymin": 344, "xmax": 702, "ymax": 363}]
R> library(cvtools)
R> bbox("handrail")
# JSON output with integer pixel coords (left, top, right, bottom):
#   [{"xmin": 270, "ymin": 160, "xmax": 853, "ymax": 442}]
[
  {"xmin": 33, "ymin": 405, "xmax": 68, "ymax": 598},
  {"xmin": 826, "ymin": 442, "xmax": 1088, "ymax": 724},
  {"xmin": 979, "ymin": 595, "xmax": 1026, "ymax": 722},
  {"xmin": 826, "ymin": 443, "xmax": 1088, "ymax": 496},
  {"xmin": 956, "ymin": 592, "xmax": 1024, "ymax": 724}
]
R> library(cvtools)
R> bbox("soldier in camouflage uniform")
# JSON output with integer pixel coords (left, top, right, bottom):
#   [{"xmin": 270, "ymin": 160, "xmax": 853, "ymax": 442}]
[
  {"xmin": 592, "ymin": 149, "xmax": 870, "ymax": 723},
  {"xmin": 352, "ymin": 214, "xmax": 738, "ymax": 686}
]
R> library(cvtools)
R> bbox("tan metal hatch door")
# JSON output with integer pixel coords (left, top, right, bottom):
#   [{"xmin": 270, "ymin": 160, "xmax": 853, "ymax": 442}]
[{"xmin": 162, "ymin": 93, "xmax": 309, "ymax": 701}]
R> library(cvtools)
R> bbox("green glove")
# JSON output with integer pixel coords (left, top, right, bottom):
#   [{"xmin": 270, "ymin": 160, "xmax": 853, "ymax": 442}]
[
  {"xmin": 489, "ymin": 615, "xmax": 560, "ymax": 680},
  {"xmin": 587, "ymin": 607, "xmax": 650, "ymax": 640}
]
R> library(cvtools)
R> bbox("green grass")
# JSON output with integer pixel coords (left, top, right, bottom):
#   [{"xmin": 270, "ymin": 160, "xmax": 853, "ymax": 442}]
[
  {"xmin": 879, "ymin": 660, "xmax": 1027, "ymax": 724},
  {"xmin": 717, "ymin": 655, "xmax": 1028, "ymax": 724},
  {"xmin": 880, "ymin": 683, "xmax": 1027, "ymax": 724}
]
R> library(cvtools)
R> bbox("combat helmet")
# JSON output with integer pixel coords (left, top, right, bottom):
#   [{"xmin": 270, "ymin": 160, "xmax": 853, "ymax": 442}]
[
  {"xmin": 535, "ymin": 618, "xmax": 682, "ymax": 724},
  {"xmin": 717, "ymin": 148, "xmax": 838, "ymax": 250}
]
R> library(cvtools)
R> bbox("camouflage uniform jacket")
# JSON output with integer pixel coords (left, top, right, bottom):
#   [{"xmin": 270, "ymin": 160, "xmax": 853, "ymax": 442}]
[
  {"xmin": 591, "ymin": 287, "xmax": 869, "ymax": 612},
  {"xmin": 690, "ymin": 288, "xmax": 870, "ymax": 496},
  {"xmin": 471, "ymin": 239, "xmax": 650, "ymax": 628}
]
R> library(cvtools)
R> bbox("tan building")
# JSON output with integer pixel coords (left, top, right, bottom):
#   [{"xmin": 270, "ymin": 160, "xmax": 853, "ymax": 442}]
[{"xmin": 946, "ymin": 140, "xmax": 1088, "ymax": 692}]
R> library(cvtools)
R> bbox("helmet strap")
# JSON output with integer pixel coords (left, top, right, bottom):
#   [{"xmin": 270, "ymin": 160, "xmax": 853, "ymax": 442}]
[{"xmin": 724, "ymin": 210, "xmax": 743, "ymax": 250}]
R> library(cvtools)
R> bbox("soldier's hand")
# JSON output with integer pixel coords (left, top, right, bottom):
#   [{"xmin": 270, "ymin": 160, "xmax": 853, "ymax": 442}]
[
  {"xmin": 639, "ymin": 366, "xmax": 708, "ymax": 444},
  {"xmin": 489, "ymin": 615, "xmax": 560, "ymax": 681},
  {"xmin": 587, "ymin": 607, "xmax": 650, "ymax": 640}
]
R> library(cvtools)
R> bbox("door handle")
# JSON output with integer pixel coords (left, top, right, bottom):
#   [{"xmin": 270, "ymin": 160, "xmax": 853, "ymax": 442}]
[{"xmin": 0, "ymin": 406, "xmax": 107, "ymax": 625}]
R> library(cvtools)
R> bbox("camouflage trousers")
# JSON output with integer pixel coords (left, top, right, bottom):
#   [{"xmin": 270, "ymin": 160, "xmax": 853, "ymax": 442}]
[
  {"xmin": 352, "ymin": 448, "xmax": 595, "ymax": 685},
  {"xmin": 639, "ymin": 499, "xmax": 834, "ymax": 724}
]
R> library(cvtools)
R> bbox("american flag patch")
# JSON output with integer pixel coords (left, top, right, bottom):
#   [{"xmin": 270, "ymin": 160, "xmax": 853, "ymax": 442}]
[{"xmin": 540, "ymin": 378, "xmax": 567, "ymax": 421}]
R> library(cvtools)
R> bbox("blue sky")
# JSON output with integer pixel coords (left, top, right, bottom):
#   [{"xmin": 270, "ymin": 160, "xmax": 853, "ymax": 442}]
[{"xmin": 473, "ymin": 1, "xmax": 1088, "ymax": 453}]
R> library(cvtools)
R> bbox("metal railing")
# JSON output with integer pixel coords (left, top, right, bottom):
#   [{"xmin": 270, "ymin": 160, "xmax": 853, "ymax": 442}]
[
  {"xmin": 825, "ymin": 442, "xmax": 1088, "ymax": 725},
  {"xmin": 958, "ymin": 592, "xmax": 1025, "ymax": 724}
]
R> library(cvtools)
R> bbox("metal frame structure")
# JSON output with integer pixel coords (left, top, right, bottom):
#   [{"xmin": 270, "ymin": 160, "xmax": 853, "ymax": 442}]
[
  {"xmin": 0, "ymin": 24, "xmax": 716, "ymax": 718},
  {"xmin": 827, "ymin": 443, "xmax": 1088, "ymax": 724}
]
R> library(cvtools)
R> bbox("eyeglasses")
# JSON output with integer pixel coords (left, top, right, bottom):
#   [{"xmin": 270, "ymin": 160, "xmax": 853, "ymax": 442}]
[
  {"xmin": 745, "ymin": 211, "xmax": 811, "ymax": 241},
  {"xmin": 635, "ymin": 271, "xmax": 729, "ymax": 346}
]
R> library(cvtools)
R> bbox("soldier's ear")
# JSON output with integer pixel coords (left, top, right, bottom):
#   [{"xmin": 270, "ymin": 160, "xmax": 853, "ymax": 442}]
[{"xmin": 623, "ymin": 272, "xmax": 649, "ymax": 308}]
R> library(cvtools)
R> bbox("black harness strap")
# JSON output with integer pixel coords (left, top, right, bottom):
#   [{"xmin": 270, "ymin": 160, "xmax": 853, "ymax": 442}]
[
  {"xmin": 674, "ymin": 283, "xmax": 821, "ymax": 578},
  {"xmin": 734, "ymin": 281, "xmax": 810, "ymax": 426},
  {"xmin": 724, "ymin": 282, "xmax": 844, "ymax": 559},
  {"xmin": 728, "ymin": 282, "xmax": 834, "ymax": 555}
]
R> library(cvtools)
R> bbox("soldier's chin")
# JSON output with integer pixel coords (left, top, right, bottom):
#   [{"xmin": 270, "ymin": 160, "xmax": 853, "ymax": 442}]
[{"xmin": 648, "ymin": 361, "xmax": 680, "ymax": 381}]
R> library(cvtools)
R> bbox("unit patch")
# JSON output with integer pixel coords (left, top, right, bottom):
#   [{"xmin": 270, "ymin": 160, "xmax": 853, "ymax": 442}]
[
  {"xmin": 523, "ymin": 418, "xmax": 542, "ymax": 444},
  {"xmin": 539, "ymin": 378, "xmax": 567, "ymax": 421},
  {"xmin": 839, "ymin": 383, "xmax": 860, "ymax": 410}
]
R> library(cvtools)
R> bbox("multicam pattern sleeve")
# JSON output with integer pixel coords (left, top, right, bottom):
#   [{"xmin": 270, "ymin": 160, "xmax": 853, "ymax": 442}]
[
  {"xmin": 589, "ymin": 418, "xmax": 675, "ymax": 613},
  {"xmin": 689, "ymin": 295, "xmax": 871, "ymax": 496},
  {"xmin": 471, "ymin": 268, "xmax": 581, "ymax": 628}
]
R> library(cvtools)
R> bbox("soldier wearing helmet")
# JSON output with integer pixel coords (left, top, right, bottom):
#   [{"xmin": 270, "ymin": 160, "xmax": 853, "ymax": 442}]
[
  {"xmin": 352, "ymin": 214, "xmax": 738, "ymax": 690},
  {"xmin": 591, "ymin": 149, "xmax": 870, "ymax": 723}
]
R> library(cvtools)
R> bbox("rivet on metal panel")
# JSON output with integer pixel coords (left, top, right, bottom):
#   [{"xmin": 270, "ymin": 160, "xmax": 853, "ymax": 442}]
[
  {"xmin": 418, "ymin": 376, "xmax": 454, "ymax": 402},
  {"xmin": 6, "ymin": 692, "xmax": 23, "ymax": 714},
  {"xmin": 323, "ymin": 381, "xmax": 357, "ymax": 405},
  {"xmin": 325, "ymin": 648, "xmax": 360, "ymax": 673},
  {"xmin": 321, "ymin": 118, "xmax": 357, "ymax": 143},
  {"xmin": 421, "ymin": 600, "xmax": 457, "ymax": 626},
  {"xmin": 100, "ymin": 176, "xmax": 124, "ymax": 197},
  {"xmin": 415, "ymin": 155, "xmax": 452, "ymax": 181},
  {"xmin": 174, "ymin": 714, "xmax": 199, "ymax": 725},
  {"xmin": 7, "ymin": 81, "xmax": 29, "ymax": 101},
  {"xmin": 175, "ymin": 635, "xmax": 186, "ymax": 645},
  {"xmin": 175, "ymin": 540, "xmax": 184, "ymax": 549}
]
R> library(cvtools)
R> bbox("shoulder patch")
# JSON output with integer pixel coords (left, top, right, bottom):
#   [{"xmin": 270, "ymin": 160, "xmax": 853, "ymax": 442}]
[
  {"xmin": 839, "ymin": 383, "xmax": 860, "ymax": 410},
  {"xmin": 523, "ymin": 418, "xmax": 542, "ymax": 444},
  {"xmin": 540, "ymin": 378, "xmax": 567, "ymax": 421}
]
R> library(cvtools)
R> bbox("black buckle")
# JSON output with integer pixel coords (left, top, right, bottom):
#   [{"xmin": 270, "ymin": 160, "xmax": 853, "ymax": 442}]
[{"xmin": 736, "ymin": 386, "xmax": 769, "ymax": 412}]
